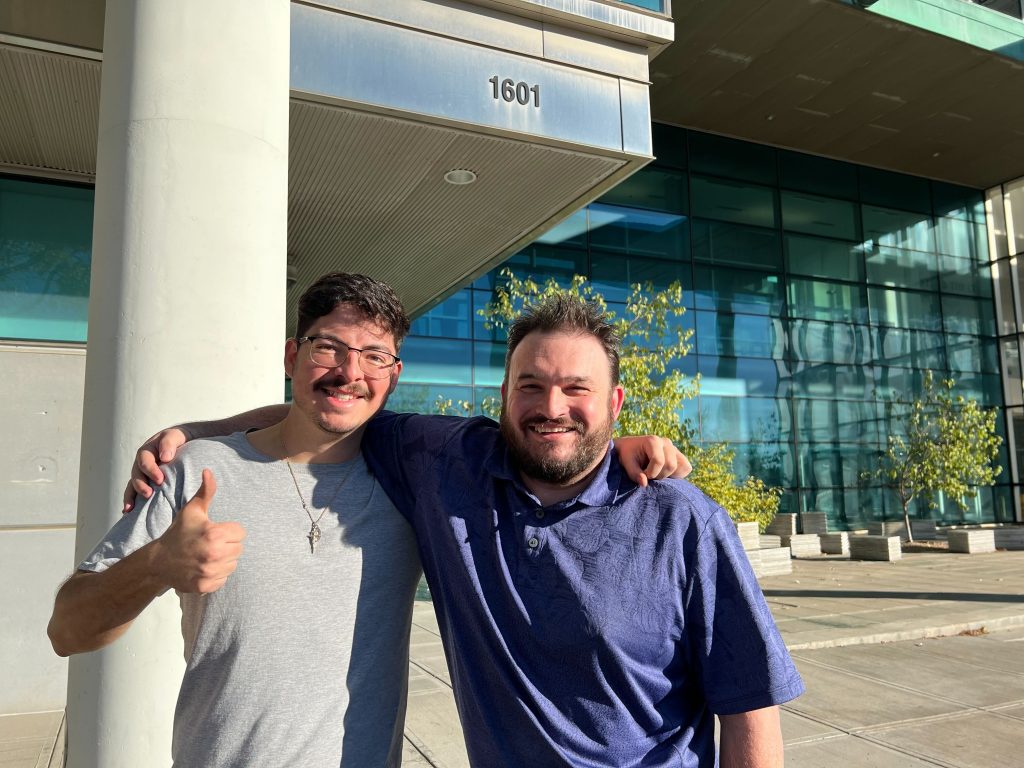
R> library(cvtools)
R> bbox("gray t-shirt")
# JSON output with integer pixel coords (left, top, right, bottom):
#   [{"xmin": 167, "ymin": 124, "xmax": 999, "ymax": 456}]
[{"xmin": 79, "ymin": 433, "xmax": 422, "ymax": 768}]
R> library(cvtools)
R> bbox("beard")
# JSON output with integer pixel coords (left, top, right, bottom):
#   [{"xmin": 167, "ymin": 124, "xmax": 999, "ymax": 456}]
[{"xmin": 500, "ymin": 407, "xmax": 615, "ymax": 486}]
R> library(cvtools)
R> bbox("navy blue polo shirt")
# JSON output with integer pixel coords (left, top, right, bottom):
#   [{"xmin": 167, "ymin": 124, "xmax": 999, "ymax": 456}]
[{"xmin": 363, "ymin": 413, "xmax": 803, "ymax": 767}]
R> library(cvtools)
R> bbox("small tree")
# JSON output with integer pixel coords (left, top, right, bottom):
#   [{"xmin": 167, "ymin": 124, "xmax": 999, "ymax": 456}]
[
  {"xmin": 453, "ymin": 268, "xmax": 781, "ymax": 528},
  {"xmin": 864, "ymin": 371, "xmax": 1002, "ymax": 542}
]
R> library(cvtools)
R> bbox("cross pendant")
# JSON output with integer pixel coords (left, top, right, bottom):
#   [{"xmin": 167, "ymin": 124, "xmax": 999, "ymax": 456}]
[{"xmin": 308, "ymin": 522, "xmax": 322, "ymax": 554}]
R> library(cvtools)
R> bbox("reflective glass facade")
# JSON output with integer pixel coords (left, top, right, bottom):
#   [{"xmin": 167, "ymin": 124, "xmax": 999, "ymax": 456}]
[
  {"xmin": 0, "ymin": 176, "xmax": 93, "ymax": 343},
  {"xmin": 395, "ymin": 126, "xmax": 1013, "ymax": 530}
]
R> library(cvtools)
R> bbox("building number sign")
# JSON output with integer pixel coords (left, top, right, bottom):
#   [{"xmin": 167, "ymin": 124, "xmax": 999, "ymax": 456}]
[{"xmin": 488, "ymin": 76, "xmax": 540, "ymax": 108}]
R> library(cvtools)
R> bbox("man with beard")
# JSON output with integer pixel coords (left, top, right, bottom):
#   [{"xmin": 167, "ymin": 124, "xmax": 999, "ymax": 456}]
[
  {"xmin": 56, "ymin": 273, "xmax": 689, "ymax": 767},
  {"xmin": 358, "ymin": 294, "xmax": 804, "ymax": 767}
]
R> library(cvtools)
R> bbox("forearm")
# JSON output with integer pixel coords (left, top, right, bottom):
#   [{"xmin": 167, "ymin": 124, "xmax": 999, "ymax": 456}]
[
  {"xmin": 719, "ymin": 706, "xmax": 784, "ymax": 768},
  {"xmin": 181, "ymin": 404, "xmax": 287, "ymax": 439},
  {"xmin": 47, "ymin": 541, "xmax": 168, "ymax": 656}
]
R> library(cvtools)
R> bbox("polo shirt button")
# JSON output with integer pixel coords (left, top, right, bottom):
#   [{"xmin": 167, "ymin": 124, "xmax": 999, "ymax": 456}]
[
  {"xmin": 535, "ymin": 510, "xmax": 545, "ymax": 519},
  {"xmin": 527, "ymin": 536, "xmax": 539, "ymax": 548}
]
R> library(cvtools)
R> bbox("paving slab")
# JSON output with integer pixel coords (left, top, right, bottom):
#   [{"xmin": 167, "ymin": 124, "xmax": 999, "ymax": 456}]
[
  {"xmin": 784, "ymin": 734, "xmax": 947, "ymax": 767},
  {"xmin": 869, "ymin": 710, "xmax": 1024, "ymax": 768}
]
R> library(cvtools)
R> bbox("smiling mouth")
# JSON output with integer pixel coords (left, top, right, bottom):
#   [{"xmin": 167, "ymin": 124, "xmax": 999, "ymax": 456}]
[
  {"xmin": 527, "ymin": 422, "xmax": 580, "ymax": 436},
  {"xmin": 321, "ymin": 386, "xmax": 366, "ymax": 401}
]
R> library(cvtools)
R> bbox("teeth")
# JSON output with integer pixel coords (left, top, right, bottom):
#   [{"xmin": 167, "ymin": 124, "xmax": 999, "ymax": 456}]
[{"xmin": 531, "ymin": 426, "xmax": 572, "ymax": 434}]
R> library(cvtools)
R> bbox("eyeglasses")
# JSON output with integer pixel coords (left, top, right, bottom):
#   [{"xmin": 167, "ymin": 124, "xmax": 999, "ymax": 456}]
[{"xmin": 296, "ymin": 335, "xmax": 400, "ymax": 379}]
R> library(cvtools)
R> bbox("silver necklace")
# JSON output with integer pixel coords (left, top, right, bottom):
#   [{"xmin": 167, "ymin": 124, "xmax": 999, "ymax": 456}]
[{"xmin": 284, "ymin": 459, "xmax": 358, "ymax": 554}]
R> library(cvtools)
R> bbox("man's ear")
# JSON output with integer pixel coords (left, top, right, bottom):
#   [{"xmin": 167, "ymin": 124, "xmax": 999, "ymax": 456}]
[
  {"xmin": 610, "ymin": 385, "xmax": 625, "ymax": 420},
  {"xmin": 284, "ymin": 338, "xmax": 298, "ymax": 379}
]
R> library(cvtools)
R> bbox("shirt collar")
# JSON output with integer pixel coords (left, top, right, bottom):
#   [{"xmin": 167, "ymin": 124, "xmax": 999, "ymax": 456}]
[{"xmin": 487, "ymin": 440, "xmax": 636, "ymax": 509}]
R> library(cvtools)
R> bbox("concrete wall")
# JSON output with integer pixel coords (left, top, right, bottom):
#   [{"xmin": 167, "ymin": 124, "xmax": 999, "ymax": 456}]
[{"xmin": 0, "ymin": 344, "xmax": 84, "ymax": 713}]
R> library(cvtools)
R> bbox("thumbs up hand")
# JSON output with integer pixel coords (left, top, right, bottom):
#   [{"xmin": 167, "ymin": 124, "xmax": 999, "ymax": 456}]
[{"xmin": 154, "ymin": 469, "xmax": 246, "ymax": 594}]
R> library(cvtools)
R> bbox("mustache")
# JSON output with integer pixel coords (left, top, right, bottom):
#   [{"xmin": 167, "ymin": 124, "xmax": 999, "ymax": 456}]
[{"xmin": 318, "ymin": 381, "xmax": 370, "ymax": 398}]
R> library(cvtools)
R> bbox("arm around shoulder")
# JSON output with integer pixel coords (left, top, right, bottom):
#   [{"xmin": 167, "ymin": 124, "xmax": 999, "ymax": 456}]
[{"xmin": 718, "ymin": 706, "xmax": 784, "ymax": 768}]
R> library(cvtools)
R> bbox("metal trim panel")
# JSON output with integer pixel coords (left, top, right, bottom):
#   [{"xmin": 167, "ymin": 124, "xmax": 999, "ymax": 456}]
[{"xmin": 291, "ymin": 2, "xmax": 634, "ymax": 153}]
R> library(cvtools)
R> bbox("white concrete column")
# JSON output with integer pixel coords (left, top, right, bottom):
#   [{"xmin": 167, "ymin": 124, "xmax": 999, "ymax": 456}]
[{"xmin": 66, "ymin": 2, "xmax": 289, "ymax": 766}]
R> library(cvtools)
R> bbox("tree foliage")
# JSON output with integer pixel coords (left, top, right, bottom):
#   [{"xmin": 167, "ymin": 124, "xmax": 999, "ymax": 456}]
[
  {"xmin": 863, "ymin": 371, "xmax": 1002, "ymax": 541},
  {"xmin": 436, "ymin": 268, "xmax": 781, "ymax": 529}
]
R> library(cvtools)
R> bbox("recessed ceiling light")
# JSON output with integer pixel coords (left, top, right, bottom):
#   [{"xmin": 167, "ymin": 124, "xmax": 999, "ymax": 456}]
[{"xmin": 444, "ymin": 169, "xmax": 477, "ymax": 185}]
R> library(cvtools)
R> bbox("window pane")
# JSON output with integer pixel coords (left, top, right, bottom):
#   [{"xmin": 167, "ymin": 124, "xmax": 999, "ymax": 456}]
[
  {"xmin": 859, "ymin": 167, "xmax": 931, "ymax": 214},
  {"xmin": 397, "ymin": 337, "xmax": 472, "ymax": 384},
  {"xmin": 598, "ymin": 168, "xmax": 687, "ymax": 214},
  {"xmin": 868, "ymin": 287, "xmax": 942, "ymax": 331},
  {"xmin": 789, "ymin": 320, "xmax": 871, "ymax": 365},
  {"xmin": 696, "ymin": 356, "xmax": 790, "ymax": 398},
  {"xmin": 1002, "ymin": 338, "xmax": 1023, "ymax": 406},
  {"xmin": 794, "ymin": 398, "xmax": 878, "ymax": 442},
  {"xmin": 788, "ymin": 277, "xmax": 869, "ymax": 323},
  {"xmin": 694, "ymin": 265, "xmax": 784, "ymax": 316},
  {"xmin": 534, "ymin": 209, "xmax": 587, "ymax": 248},
  {"xmin": 864, "ymin": 247, "xmax": 939, "ymax": 291},
  {"xmin": 942, "ymin": 295, "xmax": 997, "ymax": 336},
  {"xmin": 588, "ymin": 203, "xmax": 689, "ymax": 260},
  {"xmin": 938, "ymin": 254, "xmax": 992, "ymax": 297},
  {"xmin": 791, "ymin": 363, "xmax": 874, "ymax": 399},
  {"xmin": 472, "ymin": 289, "xmax": 507, "ymax": 342},
  {"xmin": 695, "ymin": 311, "xmax": 785, "ymax": 358},
  {"xmin": 0, "ymin": 178, "xmax": 93, "ymax": 342},
  {"xmin": 946, "ymin": 334, "xmax": 999, "ymax": 374},
  {"xmin": 472, "ymin": 341, "xmax": 506, "ymax": 387},
  {"xmin": 780, "ymin": 191, "xmax": 859, "ymax": 241},
  {"xmin": 410, "ymin": 289, "xmax": 471, "ymax": 338},
  {"xmin": 697, "ymin": 396, "xmax": 791, "ymax": 443},
  {"xmin": 388, "ymin": 383, "xmax": 473, "ymax": 415},
  {"xmin": 690, "ymin": 176, "xmax": 777, "ymax": 229},
  {"xmin": 952, "ymin": 371, "xmax": 1003, "ymax": 406},
  {"xmin": 691, "ymin": 218, "xmax": 781, "ymax": 270},
  {"xmin": 993, "ymin": 259, "xmax": 1018, "ymax": 335},
  {"xmin": 487, "ymin": 244, "xmax": 587, "ymax": 288},
  {"xmin": 591, "ymin": 253, "xmax": 693, "ymax": 305},
  {"xmin": 936, "ymin": 217, "xmax": 988, "ymax": 260},
  {"xmin": 873, "ymin": 326, "xmax": 946, "ymax": 369},
  {"xmin": 1006, "ymin": 176, "xmax": 1024, "ymax": 258},
  {"xmin": 785, "ymin": 235, "xmax": 864, "ymax": 282},
  {"xmin": 651, "ymin": 123, "xmax": 687, "ymax": 170},
  {"xmin": 798, "ymin": 443, "xmax": 877, "ymax": 491},
  {"xmin": 778, "ymin": 150, "xmax": 858, "ymax": 200},
  {"xmin": 730, "ymin": 442, "xmax": 794, "ymax": 487},
  {"xmin": 862, "ymin": 205, "xmax": 935, "ymax": 253},
  {"xmin": 688, "ymin": 133, "xmax": 777, "ymax": 185},
  {"xmin": 931, "ymin": 181, "xmax": 986, "ymax": 223}
]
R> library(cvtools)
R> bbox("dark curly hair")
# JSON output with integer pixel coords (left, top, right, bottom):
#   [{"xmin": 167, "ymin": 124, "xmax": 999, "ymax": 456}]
[{"xmin": 296, "ymin": 272, "xmax": 410, "ymax": 348}]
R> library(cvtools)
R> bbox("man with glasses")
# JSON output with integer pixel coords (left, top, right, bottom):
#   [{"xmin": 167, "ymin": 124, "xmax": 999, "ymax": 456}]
[{"xmin": 48, "ymin": 272, "xmax": 687, "ymax": 767}]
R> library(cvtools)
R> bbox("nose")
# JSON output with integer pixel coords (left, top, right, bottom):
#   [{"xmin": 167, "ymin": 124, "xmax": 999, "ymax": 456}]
[
  {"xmin": 538, "ymin": 387, "xmax": 568, "ymax": 420},
  {"xmin": 333, "ymin": 347, "xmax": 364, "ymax": 380}
]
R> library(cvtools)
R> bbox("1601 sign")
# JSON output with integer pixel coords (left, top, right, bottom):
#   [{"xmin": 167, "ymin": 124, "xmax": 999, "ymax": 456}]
[{"xmin": 488, "ymin": 76, "xmax": 540, "ymax": 108}]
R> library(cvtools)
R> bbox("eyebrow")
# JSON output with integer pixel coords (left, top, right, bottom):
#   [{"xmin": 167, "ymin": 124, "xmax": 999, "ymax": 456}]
[
  {"xmin": 314, "ymin": 333, "xmax": 395, "ymax": 354},
  {"xmin": 515, "ymin": 373, "xmax": 594, "ymax": 385}
]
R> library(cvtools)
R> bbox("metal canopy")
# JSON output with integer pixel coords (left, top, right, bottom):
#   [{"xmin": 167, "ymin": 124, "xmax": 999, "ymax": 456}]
[{"xmin": 651, "ymin": 0, "xmax": 1024, "ymax": 189}]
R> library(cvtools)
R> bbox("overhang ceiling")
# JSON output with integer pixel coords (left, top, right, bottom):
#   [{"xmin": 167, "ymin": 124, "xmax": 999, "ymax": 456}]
[{"xmin": 651, "ymin": 0, "xmax": 1024, "ymax": 188}]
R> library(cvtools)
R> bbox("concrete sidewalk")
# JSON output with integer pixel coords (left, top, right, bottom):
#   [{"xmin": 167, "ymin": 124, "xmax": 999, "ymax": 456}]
[
  {"xmin": 5, "ymin": 550, "xmax": 1022, "ymax": 767},
  {"xmin": 402, "ymin": 549, "xmax": 1024, "ymax": 767}
]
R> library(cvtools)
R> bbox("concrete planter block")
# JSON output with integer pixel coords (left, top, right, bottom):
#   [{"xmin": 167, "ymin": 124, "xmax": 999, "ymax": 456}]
[
  {"xmin": 993, "ymin": 527, "xmax": 1024, "ymax": 550},
  {"xmin": 734, "ymin": 521, "xmax": 761, "ymax": 552},
  {"xmin": 948, "ymin": 529, "xmax": 995, "ymax": 554},
  {"xmin": 765, "ymin": 513, "xmax": 797, "ymax": 537},
  {"xmin": 867, "ymin": 520, "xmax": 937, "ymax": 541},
  {"xmin": 757, "ymin": 547, "xmax": 793, "ymax": 577},
  {"xmin": 850, "ymin": 534, "xmax": 902, "ymax": 561},
  {"xmin": 759, "ymin": 534, "xmax": 782, "ymax": 549},
  {"xmin": 744, "ymin": 548, "xmax": 762, "ymax": 574},
  {"xmin": 800, "ymin": 512, "xmax": 829, "ymax": 534},
  {"xmin": 781, "ymin": 534, "xmax": 821, "ymax": 558},
  {"xmin": 819, "ymin": 532, "xmax": 849, "ymax": 555}
]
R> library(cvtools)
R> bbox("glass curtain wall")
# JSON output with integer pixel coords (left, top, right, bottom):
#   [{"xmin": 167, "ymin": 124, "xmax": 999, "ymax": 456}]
[
  {"xmin": 0, "ymin": 176, "xmax": 94, "ymax": 343},
  {"xmin": 395, "ymin": 125, "xmax": 1013, "ymax": 530},
  {"xmin": 991, "ymin": 175, "xmax": 1024, "ymax": 522}
]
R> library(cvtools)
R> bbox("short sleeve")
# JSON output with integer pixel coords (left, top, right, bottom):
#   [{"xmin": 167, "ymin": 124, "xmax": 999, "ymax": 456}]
[
  {"xmin": 684, "ymin": 503, "xmax": 804, "ymax": 714},
  {"xmin": 361, "ymin": 411, "xmax": 467, "ymax": 515},
  {"xmin": 77, "ymin": 483, "xmax": 177, "ymax": 574}
]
